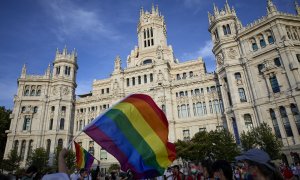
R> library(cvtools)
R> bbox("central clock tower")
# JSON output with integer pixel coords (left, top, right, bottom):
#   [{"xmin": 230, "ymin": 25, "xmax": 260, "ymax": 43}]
[{"xmin": 137, "ymin": 4, "xmax": 167, "ymax": 51}]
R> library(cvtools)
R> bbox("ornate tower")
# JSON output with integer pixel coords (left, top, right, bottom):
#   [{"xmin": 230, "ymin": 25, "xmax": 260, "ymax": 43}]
[
  {"xmin": 295, "ymin": 1, "xmax": 300, "ymax": 15},
  {"xmin": 267, "ymin": 0, "xmax": 277, "ymax": 15},
  {"xmin": 46, "ymin": 46, "xmax": 78, "ymax": 157},
  {"xmin": 138, "ymin": 4, "xmax": 167, "ymax": 51},
  {"xmin": 208, "ymin": 1, "xmax": 245, "ymax": 144}
]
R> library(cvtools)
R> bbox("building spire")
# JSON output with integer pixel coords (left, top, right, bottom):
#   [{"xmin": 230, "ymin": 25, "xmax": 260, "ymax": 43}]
[
  {"xmin": 45, "ymin": 63, "xmax": 51, "ymax": 77},
  {"xmin": 21, "ymin": 64, "xmax": 26, "ymax": 78},
  {"xmin": 151, "ymin": 3, "xmax": 155, "ymax": 14},
  {"xmin": 295, "ymin": 0, "xmax": 300, "ymax": 15},
  {"xmin": 140, "ymin": 6, "xmax": 144, "ymax": 17},
  {"xmin": 267, "ymin": 0, "xmax": 277, "ymax": 15},
  {"xmin": 213, "ymin": 3, "xmax": 219, "ymax": 15},
  {"xmin": 225, "ymin": 0, "xmax": 231, "ymax": 13}
]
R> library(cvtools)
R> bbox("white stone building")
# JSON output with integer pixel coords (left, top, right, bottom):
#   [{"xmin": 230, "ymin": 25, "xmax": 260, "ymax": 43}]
[{"xmin": 4, "ymin": 0, "xmax": 300, "ymax": 171}]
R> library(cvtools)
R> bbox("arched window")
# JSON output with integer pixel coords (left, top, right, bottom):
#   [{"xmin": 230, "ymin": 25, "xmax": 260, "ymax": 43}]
[
  {"xmin": 27, "ymin": 140, "xmax": 33, "ymax": 160},
  {"xmin": 196, "ymin": 102, "xmax": 202, "ymax": 116},
  {"xmin": 274, "ymin": 57, "xmax": 281, "ymax": 67},
  {"xmin": 226, "ymin": 24, "xmax": 231, "ymax": 34},
  {"xmin": 238, "ymin": 88, "xmax": 247, "ymax": 102},
  {"xmin": 244, "ymin": 114, "xmax": 253, "ymax": 129},
  {"xmin": 189, "ymin": 71, "xmax": 193, "ymax": 77},
  {"xmin": 258, "ymin": 34, "xmax": 266, "ymax": 48},
  {"xmin": 60, "ymin": 118, "xmax": 64, "ymax": 130},
  {"xmin": 144, "ymin": 74, "xmax": 147, "ymax": 83},
  {"xmin": 20, "ymin": 140, "xmax": 26, "ymax": 160},
  {"xmin": 290, "ymin": 104, "xmax": 300, "ymax": 134},
  {"xmin": 30, "ymin": 89, "xmax": 36, "ymax": 96},
  {"xmin": 223, "ymin": 25, "xmax": 227, "ymax": 35},
  {"xmin": 46, "ymin": 139, "xmax": 51, "ymax": 156},
  {"xmin": 179, "ymin": 91, "xmax": 184, "ymax": 97},
  {"xmin": 132, "ymin": 77, "xmax": 135, "ymax": 86},
  {"xmin": 24, "ymin": 85, "xmax": 30, "ymax": 96},
  {"xmin": 21, "ymin": 106, "xmax": 26, "ymax": 113},
  {"xmin": 51, "ymin": 106, "xmax": 55, "ymax": 112},
  {"xmin": 138, "ymin": 76, "xmax": 141, "ymax": 84},
  {"xmin": 181, "ymin": 105, "xmax": 187, "ymax": 118},
  {"xmin": 195, "ymin": 89, "xmax": 200, "ymax": 95},
  {"xmin": 126, "ymin": 78, "xmax": 130, "ymax": 87},
  {"xmin": 250, "ymin": 38, "xmax": 258, "ymax": 51},
  {"xmin": 49, "ymin": 119, "xmax": 53, "ymax": 130},
  {"xmin": 234, "ymin": 72, "xmax": 241, "ymax": 80},
  {"xmin": 150, "ymin": 73, "xmax": 153, "ymax": 82},
  {"xmin": 182, "ymin": 73, "xmax": 187, "ymax": 79},
  {"xmin": 203, "ymin": 102, "xmax": 207, "ymax": 114},
  {"xmin": 100, "ymin": 148, "xmax": 107, "ymax": 160},
  {"xmin": 36, "ymin": 89, "xmax": 41, "ymax": 96},
  {"xmin": 58, "ymin": 139, "xmax": 63, "ymax": 149},
  {"xmin": 279, "ymin": 106, "xmax": 293, "ymax": 137},
  {"xmin": 33, "ymin": 106, "xmax": 38, "ymax": 113},
  {"xmin": 143, "ymin": 59, "xmax": 152, "ymax": 65},
  {"xmin": 23, "ymin": 116, "xmax": 31, "ymax": 131},
  {"xmin": 258, "ymin": 64, "xmax": 265, "ymax": 75}
]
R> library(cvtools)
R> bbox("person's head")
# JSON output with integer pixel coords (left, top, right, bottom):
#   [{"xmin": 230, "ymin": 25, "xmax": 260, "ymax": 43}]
[
  {"xmin": 201, "ymin": 159, "xmax": 213, "ymax": 178},
  {"xmin": 212, "ymin": 160, "xmax": 233, "ymax": 180},
  {"xmin": 26, "ymin": 165, "xmax": 38, "ymax": 177},
  {"xmin": 235, "ymin": 148, "xmax": 283, "ymax": 180},
  {"xmin": 79, "ymin": 168, "xmax": 88, "ymax": 178},
  {"xmin": 172, "ymin": 165, "xmax": 180, "ymax": 173}
]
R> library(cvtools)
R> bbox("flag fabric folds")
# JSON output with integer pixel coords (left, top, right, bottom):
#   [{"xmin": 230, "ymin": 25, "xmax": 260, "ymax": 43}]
[
  {"xmin": 83, "ymin": 94, "xmax": 176, "ymax": 179},
  {"xmin": 74, "ymin": 141, "xmax": 95, "ymax": 170}
]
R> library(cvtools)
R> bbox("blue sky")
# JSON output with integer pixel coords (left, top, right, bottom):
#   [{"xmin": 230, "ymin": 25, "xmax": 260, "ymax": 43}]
[{"xmin": 0, "ymin": 0, "xmax": 295, "ymax": 109}]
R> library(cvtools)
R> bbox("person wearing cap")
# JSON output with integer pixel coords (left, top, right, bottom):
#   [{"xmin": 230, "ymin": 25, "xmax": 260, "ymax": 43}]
[{"xmin": 235, "ymin": 148, "xmax": 283, "ymax": 180}]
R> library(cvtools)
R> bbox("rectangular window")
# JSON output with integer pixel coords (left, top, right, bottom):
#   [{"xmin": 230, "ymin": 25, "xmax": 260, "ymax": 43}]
[
  {"xmin": 258, "ymin": 64, "xmax": 265, "ymax": 75},
  {"xmin": 127, "ymin": 78, "xmax": 130, "ymax": 87},
  {"xmin": 150, "ymin": 73, "xmax": 153, "ymax": 82},
  {"xmin": 106, "ymin": 88, "xmax": 109, "ymax": 93},
  {"xmin": 138, "ymin": 76, "xmax": 141, "ymax": 84},
  {"xmin": 238, "ymin": 88, "xmax": 247, "ymax": 102},
  {"xmin": 183, "ymin": 130, "xmax": 190, "ymax": 141},
  {"xmin": 132, "ymin": 77, "xmax": 135, "ymax": 86},
  {"xmin": 23, "ymin": 116, "xmax": 31, "ymax": 130},
  {"xmin": 274, "ymin": 58, "xmax": 281, "ymax": 67},
  {"xmin": 176, "ymin": 74, "xmax": 180, "ymax": 80},
  {"xmin": 144, "ymin": 75, "xmax": 147, "ymax": 83},
  {"xmin": 269, "ymin": 76, "xmax": 280, "ymax": 93},
  {"xmin": 101, "ymin": 89, "xmax": 104, "ymax": 94}
]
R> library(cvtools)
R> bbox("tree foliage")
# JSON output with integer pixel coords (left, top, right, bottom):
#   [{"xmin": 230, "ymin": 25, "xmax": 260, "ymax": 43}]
[
  {"xmin": 0, "ymin": 106, "xmax": 11, "ymax": 159},
  {"xmin": 240, "ymin": 122, "xmax": 283, "ymax": 160},
  {"xmin": 2, "ymin": 149, "xmax": 21, "ymax": 172},
  {"xmin": 175, "ymin": 129, "xmax": 240, "ymax": 162},
  {"xmin": 26, "ymin": 147, "xmax": 49, "ymax": 174}
]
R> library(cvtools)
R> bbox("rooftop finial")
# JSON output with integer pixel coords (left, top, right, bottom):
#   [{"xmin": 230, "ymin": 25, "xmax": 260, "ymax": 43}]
[
  {"xmin": 63, "ymin": 45, "xmax": 67, "ymax": 55},
  {"xmin": 21, "ymin": 64, "xmax": 26, "ymax": 78},
  {"xmin": 225, "ymin": 0, "xmax": 231, "ymax": 13},
  {"xmin": 213, "ymin": 3, "xmax": 219, "ymax": 15},
  {"xmin": 267, "ymin": 0, "xmax": 277, "ymax": 15},
  {"xmin": 140, "ymin": 6, "xmax": 144, "ymax": 16},
  {"xmin": 295, "ymin": 0, "xmax": 300, "ymax": 15},
  {"xmin": 151, "ymin": 3, "xmax": 155, "ymax": 13}
]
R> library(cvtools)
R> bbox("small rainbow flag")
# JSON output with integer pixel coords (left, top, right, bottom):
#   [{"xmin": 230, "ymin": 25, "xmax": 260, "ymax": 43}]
[
  {"xmin": 83, "ymin": 94, "xmax": 176, "ymax": 179},
  {"xmin": 74, "ymin": 141, "xmax": 95, "ymax": 170}
]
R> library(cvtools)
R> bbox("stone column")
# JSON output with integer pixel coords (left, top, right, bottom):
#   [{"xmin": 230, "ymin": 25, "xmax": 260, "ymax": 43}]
[{"xmin": 274, "ymin": 108, "xmax": 287, "ymax": 140}]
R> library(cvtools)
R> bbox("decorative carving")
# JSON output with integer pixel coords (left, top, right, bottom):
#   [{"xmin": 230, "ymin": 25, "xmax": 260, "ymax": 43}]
[
  {"xmin": 52, "ymin": 86, "xmax": 58, "ymax": 95},
  {"xmin": 63, "ymin": 87, "xmax": 70, "ymax": 95},
  {"xmin": 156, "ymin": 45, "xmax": 164, "ymax": 60},
  {"xmin": 227, "ymin": 48, "xmax": 237, "ymax": 59},
  {"xmin": 216, "ymin": 53, "xmax": 224, "ymax": 65}
]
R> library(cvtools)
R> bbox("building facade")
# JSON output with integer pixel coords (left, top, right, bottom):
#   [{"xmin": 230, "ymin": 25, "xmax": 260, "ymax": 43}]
[{"xmin": 4, "ymin": 0, "xmax": 300, "ymax": 170}]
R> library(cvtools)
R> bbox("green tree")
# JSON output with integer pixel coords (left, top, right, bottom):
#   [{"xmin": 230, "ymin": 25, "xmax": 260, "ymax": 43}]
[
  {"xmin": 0, "ymin": 106, "xmax": 12, "ymax": 160},
  {"xmin": 240, "ymin": 122, "xmax": 283, "ymax": 159},
  {"xmin": 2, "ymin": 148, "xmax": 21, "ymax": 173},
  {"xmin": 175, "ymin": 129, "xmax": 240, "ymax": 162},
  {"xmin": 26, "ymin": 147, "xmax": 49, "ymax": 173},
  {"xmin": 108, "ymin": 164, "xmax": 120, "ymax": 173}
]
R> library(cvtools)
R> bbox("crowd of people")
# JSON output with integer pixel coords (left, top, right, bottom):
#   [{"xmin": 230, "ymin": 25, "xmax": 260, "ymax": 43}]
[{"xmin": 1, "ymin": 148, "xmax": 300, "ymax": 180}]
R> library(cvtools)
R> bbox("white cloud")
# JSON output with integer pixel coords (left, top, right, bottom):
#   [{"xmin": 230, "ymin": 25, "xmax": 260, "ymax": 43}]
[
  {"xmin": 40, "ymin": 0, "xmax": 120, "ymax": 42},
  {"xmin": 181, "ymin": 40, "xmax": 214, "ymax": 61}
]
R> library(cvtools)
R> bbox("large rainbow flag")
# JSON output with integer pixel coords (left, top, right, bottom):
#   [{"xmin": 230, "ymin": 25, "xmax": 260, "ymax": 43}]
[
  {"xmin": 74, "ymin": 141, "xmax": 95, "ymax": 170},
  {"xmin": 83, "ymin": 94, "xmax": 176, "ymax": 179}
]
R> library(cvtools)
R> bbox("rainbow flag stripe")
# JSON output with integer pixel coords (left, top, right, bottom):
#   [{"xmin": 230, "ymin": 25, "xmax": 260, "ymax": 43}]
[
  {"xmin": 74, "ymin": 141, "xmax": 95, "ymax": 170},
  {"xmin": 83, "ymin": 94, "xmax": 176, "ymax": 179}
]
